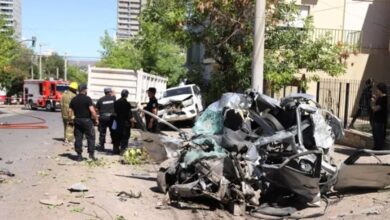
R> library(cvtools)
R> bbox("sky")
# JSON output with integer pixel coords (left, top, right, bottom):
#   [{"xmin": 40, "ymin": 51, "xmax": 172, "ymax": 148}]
[{"xmin": 22, "ymin": 0, "xmax": 117, "ymax": 59}]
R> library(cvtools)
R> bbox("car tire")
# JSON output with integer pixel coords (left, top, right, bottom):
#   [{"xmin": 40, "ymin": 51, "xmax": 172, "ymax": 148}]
[
  {"xmin": 45, "ymin": 102, "xmax": 52, "ymax": 111},
  {"xmin": 29, "ymin": 100, "xmax": 37, "ymax": 110}
]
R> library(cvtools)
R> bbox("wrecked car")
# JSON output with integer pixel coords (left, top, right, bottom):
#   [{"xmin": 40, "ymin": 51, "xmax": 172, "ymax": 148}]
[
  {"xmin": 152, "ymin": 91, "xmax": 343, "ymax": 215},
  {"xmin": 132, "ymin": 91, "xmax": 390, "ymax": 218},
  {"xmin": 158, "ymin": 84, "xmax": 204, "ymax": 123}
]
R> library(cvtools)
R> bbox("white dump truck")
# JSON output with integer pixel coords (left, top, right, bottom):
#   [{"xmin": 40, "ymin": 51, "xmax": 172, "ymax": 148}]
[{"xmin": 87, "ymin": 66, "xmax": 168, "ymax": 104}]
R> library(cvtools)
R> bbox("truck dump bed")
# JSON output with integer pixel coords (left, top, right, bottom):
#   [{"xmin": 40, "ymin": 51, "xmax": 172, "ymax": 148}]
[{"xmin": 87, "ymin": 67, "xmax": 167, "ymax": 104}]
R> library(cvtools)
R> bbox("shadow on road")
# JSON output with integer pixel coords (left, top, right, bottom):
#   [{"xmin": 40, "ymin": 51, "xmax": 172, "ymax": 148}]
[
  {"xmin": 58, "ymin": 153, "xmax": 79, "ymax": 161},
  {"xmin": 149, "ymin": 186, "xmax": 162, "ymax": 194},
  {"xmin": 52, "ymin": 138, "xmax": 64, "ymax": 142}
]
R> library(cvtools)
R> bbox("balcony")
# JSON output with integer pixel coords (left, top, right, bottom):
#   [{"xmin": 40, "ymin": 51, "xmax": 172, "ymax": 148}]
[{"xmin": 310, "ymin": 28, "xmax": 362, "ymax": 51}]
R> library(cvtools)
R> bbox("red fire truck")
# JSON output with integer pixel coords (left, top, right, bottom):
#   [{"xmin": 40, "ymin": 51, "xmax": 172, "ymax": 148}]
[{"xmin": 23, "ymin": 80, "xmax": 69, "ymax": 111}]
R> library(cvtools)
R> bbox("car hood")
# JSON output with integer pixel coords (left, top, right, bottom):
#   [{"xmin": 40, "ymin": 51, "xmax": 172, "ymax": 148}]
[{"xmin": 159, "ymin": 94, "xmax": 193, "ymax": 105}]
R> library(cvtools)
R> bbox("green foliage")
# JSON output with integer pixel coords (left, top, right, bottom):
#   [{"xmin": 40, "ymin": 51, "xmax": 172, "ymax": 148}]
[
  {"xmin": 0, "ymin": 16, "xmax": 18, "ymax": 71},
  {"xmin": 141, "ymin": 0, "xmax": 346, "ymax": 101},
  {"xmin": 42, "ymin": 53, "xmax": 64, "ymax": 79},
  {"xmin": 98, "ymin": 32, "xmax": 142, "ymax": 70},
  {"xmin": 122, "ymin": 148, "xmax": 148, "ymax": 165},
  {"xmin": 98, "ymin": 8, "xmax": 187, "ymax": 87},
  {"xmin": 67, "ymin": 66, "xmax": 87, "ymax": 84},
  {"xmin": 136, "ymin": 21, "xmax": 187, "ymax": 86}
]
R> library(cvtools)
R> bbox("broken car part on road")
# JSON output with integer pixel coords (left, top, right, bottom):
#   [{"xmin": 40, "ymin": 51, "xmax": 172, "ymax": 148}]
[{"xmin": 134, "ymin": 91, "xmax": 390, "ymax": 218}]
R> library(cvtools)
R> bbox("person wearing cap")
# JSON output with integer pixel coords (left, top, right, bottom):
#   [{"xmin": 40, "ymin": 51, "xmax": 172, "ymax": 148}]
[
  {"xmin": 68, "ymin": 84, "xmax": 99, "ymax": 161},
  {"xmin": 112, "ymin": 89, "xmax": 134, "ymax": 154},
  {"xmin": 60, "ymin": 82, "xmax": 78, "ymax": 145},
  {"xmin": 96, "ymin": 88, "xmax": 116, "ymax": 151},
  {"xmin": 144, "ymin": 87, "xmax": 158, "ymax": 133}
]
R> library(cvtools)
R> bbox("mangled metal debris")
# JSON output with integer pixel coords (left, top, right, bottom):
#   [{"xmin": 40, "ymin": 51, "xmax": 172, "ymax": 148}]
[
  {"xmin": 149, "ymin": 91, "xmax": 345, "ymax": 217},
  {"xmin": 132, "ymin": 91, "xmax": 390, "ymax": 217}
]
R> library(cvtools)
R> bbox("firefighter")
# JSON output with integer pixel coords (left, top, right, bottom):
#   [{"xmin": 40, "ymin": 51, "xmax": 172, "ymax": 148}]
[
  {"xmin": 68, "ymin": 84, "xmax": 99, "ymax": 161},
  {"xmin": 144, "ymin": 87, "xmax": 158, "ymax": 133},
  {"xmin": 96, "ymin": 88, "xmax": 116, "ymax": 151},
  {"xmin": 113, "ymin": 89, "xmax": 133, "ymax": 154},
  {"xmin": 60, "ymin": 82, "xmax": 78, "ymax": 145}
]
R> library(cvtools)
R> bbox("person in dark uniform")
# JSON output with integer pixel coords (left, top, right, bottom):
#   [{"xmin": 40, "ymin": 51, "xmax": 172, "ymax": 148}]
[
  {"xmin": 68, "ymin": 84, "xmax": 99, "ymax": 161},
  {"xmin": 371, "ymin": 82, "xmax": 388, "ymax": 150},
  {"xmin": 113, "ymin": 89, "xmax": 133, "ymax": 154},
  {"xmin": 96, "ymin": 88, "xmax": 116, "ymax": 151},
  {"xmin": 144, "ymin": 87, "xmax": 158, "ymax": 133}
]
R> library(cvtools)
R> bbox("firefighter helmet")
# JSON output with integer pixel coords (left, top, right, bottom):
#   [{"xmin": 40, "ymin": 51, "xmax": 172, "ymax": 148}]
[{"xmin": 69, "ymin": 82, "xmax": 79, "ymax": 90}]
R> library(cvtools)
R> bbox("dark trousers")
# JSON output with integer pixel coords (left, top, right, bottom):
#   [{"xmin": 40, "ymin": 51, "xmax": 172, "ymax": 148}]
[
  {"xmin": 372, "ymin": 121, "xmax": 386, "ymax": 150},
  {"xmin": 113, "ymin": 121, "xmax": 131, "ymax": 152},
  {"xmin": 74, "ymin": 118, "xmax": 95, "ymax": 154},
  {"xmin": 98, "ymin": 116, "xmax": 113, "ymax": 147}
]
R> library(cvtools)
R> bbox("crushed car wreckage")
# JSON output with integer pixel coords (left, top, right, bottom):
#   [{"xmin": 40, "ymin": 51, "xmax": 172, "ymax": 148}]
[{"xmin": 132, "ymin": 91, "xmax": 390, "ymax": 218}]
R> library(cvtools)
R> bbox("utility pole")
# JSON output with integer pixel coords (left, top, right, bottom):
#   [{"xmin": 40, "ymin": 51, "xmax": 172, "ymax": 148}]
[
  {"xmin": 39, "ymin": 44, "xmax": 43, "ymax": 80},
  {"xmin": 56, "ymin": 67, "xmax": 59, "ymax": 80},
  {"xmin": 64, "ymin": 52, "xmax": 68, "ymax": 81},
  {"xmin": 31, "ymin": 55, "xmax": 34, "ymax": 79},
  {"xmin": 251, "ymin": 0, "xmax": 266, "ymax": 94}
]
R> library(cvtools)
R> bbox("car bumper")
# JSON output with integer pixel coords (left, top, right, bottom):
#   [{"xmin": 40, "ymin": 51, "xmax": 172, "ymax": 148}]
[{"xmin": 159, "ymin": 106, "xmax": 197, "ymax": 122}]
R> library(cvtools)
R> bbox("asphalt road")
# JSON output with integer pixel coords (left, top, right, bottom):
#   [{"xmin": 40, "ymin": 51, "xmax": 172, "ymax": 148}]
[{"xmin": 0, "ymin": 109, "xmax": 63, "ymax": 163}]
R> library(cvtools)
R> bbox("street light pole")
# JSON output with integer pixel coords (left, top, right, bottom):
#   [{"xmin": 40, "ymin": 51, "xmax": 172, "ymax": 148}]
[
  {"xmin": 251, "ymin": 0, "xmax": 266, "ymax": 94},
  {"xmin": 64, "ymin": 52, "xmax": 68, "ymax": 81}
]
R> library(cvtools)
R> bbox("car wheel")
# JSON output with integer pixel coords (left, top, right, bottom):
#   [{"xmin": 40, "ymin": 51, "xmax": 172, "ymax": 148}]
[
  {"xmin": 45, "ymin": 102, "xmax": 52, "ymax": 111},
  {"xmin": 29, "ymin": 100, "xmax": 37, "ymax": 110}
]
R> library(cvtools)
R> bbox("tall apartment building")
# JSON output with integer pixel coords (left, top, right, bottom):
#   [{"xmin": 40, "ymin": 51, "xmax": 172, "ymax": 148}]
[
  {"xmin": 0, "ymin": 0, "xmax": 21, "ymax": 38},
  {"xmin": 116, "ymin": 0, "xmax": 145, "ymax": 40}
]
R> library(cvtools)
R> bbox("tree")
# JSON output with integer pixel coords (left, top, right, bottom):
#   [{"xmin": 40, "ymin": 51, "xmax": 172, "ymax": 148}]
[
  {"xmin": 98, "ymin": 15, "xmax": 187, "ymax": 86},
  {"xmin": 67, "ymin": 66, "xmax": 87, "ymax": 84},
  {"xmin": 140, "ymin": 0, "xmax": 346, "ymax": 101},
  {"xmin": 97, "ymin": 32, "xmax": 142, "ymax": 70},
  {"xmin": 0, "ymin": 16, "xmax": 19, "ymax": 92},
  {"xmin": 42, "ymin": 53, "xmax": 65, "ymax": 79}
]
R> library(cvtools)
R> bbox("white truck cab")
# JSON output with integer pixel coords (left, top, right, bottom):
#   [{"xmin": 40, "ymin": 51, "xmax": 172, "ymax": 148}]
[{"xmin": 158, "ymin": 84, "xmax": 204, "ymax": 122}]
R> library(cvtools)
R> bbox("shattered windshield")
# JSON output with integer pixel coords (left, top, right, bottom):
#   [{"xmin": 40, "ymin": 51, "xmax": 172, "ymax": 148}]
[{"xmin": 163, "ymin": 87, "xmax": 192, "ymax": 97}]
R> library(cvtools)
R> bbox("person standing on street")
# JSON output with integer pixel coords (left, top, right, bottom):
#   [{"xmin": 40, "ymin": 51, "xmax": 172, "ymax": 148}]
[
  {"xmin": 96, "ymin": 88, "xmax": 116, "ymax": 151},
  {"xmin": 113, "ymin": 89, "xmax": 133, "ymax": 154},
  {"xmin": 144, "ymin": 87, "xmax": 158, "ymax": 133},
  {"xmin": 60, "ymin": 82, "xmax": 78, "ymax": 145},
  {"xmin": 68, "ymin": 84, "xmax": 99, "ymax": 161},
  {"xmin": 371, "ymin": 82, "xmax": 388, "ymax": 150},
  {"xmin": 349, "ymin": 78, "xmax": 374, "ymax": 129}
]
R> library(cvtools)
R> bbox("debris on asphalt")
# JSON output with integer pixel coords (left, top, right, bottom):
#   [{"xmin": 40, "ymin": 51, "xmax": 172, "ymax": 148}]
[
  {"xmin": 39, "ymin": 197, "xmax": 64, "ymax": 206},
  {"xmin": 68, "ymin": 201, "xmax": 81, "ymax": 205},
  {"xmin": 68, "ymin": 182, "xmax": 89, "ymax": 192},
  {"xmin": 117, "ymin": 190, "xmax": 142, "ymax": 201},
  {"xmin": 5, "ymin": 161, "xmax": 13, "ymax": 165},
  {"xmin": 153, "ymin": 92, "xmax": 346, "ymax": 217},
  {"xmin": 0, "ymin": 169, "xmax": 15, "ymax": 177},
  {"xmin": 85, "ymin": 194, "xmax": 95, "ymax": 199},
  {"xmin": 122, "ymin": 148, "xmax": 148, "ymax": 165}
]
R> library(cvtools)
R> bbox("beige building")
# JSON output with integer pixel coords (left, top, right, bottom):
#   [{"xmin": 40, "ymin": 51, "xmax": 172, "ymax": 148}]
[
  {"xmin": 274, "ymin": 0, "xmax": 390, "ymax": 126},
  {"xmin": 301, "ymin": 0, "xmax": 390, "ymax": 82},
  {"xmin": 116, "ymin": 0, "xmax": 146, "ymax": 40}
]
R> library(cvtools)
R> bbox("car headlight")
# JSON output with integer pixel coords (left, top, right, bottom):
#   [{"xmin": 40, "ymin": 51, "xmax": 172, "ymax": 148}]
[{"xmin": 182, "ymin": 99, "xmax": 194, "ymax": 107}]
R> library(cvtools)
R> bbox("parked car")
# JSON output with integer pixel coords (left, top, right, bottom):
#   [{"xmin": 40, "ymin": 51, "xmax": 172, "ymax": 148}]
[{"xmin": 158, "ymin": 84, "xmax": 204, "ymax": 123}]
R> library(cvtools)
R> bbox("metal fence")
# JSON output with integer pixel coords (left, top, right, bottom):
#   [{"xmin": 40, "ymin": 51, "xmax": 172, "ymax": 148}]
[
  {"xmin": 315, "ymin": 79, "xmax": 370, "ymax": 130},
  {"xmin": 272, "ymin": 79, "xmax": 372, "ymax": 131}
]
